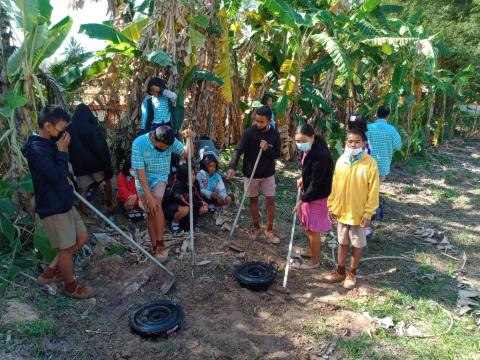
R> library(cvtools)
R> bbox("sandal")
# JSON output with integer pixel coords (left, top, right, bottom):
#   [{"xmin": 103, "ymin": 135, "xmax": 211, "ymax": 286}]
[
  {"xmin": 247, "ymin": 228, "xmax": 260, "ymax": 240},
  {"xmin": 292, "ymin": 262, "xmax": 320, "ymax": 270},
  {"xmin": 65, "ymin": 283, "xmax": 93, "ymax": 299},
  {"xmin": 153, "ymin": 246, "xmax": 169, "ymax": 261},
  {"xmin": 264, "ymin": 230, "xmax": 280, "ymax": 244},
  {"xmin": 37, "ymin": 269, "xmax": 63, "ymax": 285}
]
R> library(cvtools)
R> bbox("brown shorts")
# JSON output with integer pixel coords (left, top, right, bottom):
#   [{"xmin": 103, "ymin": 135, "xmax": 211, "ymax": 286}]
[
  {"xmin": 139, "ymin": 182, "xmax": 166, "ymax": 213},
  {"xmin": 41, "ymin": 207, "xmax": 87, "ymax": 250},
  {"xmin": 337, "ymin": 222, "xmax": 367, "ymax": 249},
  {"xmin": 76, "ymin": 170, "xmax": 105, "ymax": 189},
  {"xmin": 244, "ymin": 175, "xmax": 276, "ymax": 198}
]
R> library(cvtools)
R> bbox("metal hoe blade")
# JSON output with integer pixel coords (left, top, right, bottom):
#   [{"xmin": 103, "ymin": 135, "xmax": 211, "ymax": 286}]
[
  {"xmin": 282, "ymin": 188, "xmax": 301, "ymax": 288},
  {"xmin": 74, "ymin": 190, "xmax": 175, "ymax": 294}
]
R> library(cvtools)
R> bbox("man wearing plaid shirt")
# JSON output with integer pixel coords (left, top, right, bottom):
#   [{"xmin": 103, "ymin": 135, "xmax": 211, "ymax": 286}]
[
  {"xmin": 131, "ymin": 126, "xmax": 193, "ymax": 260},
  {"xmin": 367, "ymin": 106, "xmax": 402, "ymax": 180}
]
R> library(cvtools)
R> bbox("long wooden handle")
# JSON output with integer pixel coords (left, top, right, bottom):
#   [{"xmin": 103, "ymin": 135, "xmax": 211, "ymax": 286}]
[
  {"xmin": 228, "ymin": 147, "xmax": 263, "ymax": 241},
  {"xmin": 283, "ymin": 188, "xmax": 302, "ymax": 288}
]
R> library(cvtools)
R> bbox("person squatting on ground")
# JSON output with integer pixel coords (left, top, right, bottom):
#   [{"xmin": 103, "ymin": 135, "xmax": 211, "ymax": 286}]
[
  {"xmin": 292, "ymin": 124, "xmax": 334, "ymax": 270},
  {"xmin": 163, "ymin": 164, "xmax": 208, "ymax": 234},
  {"xmin": 22, "ymin": 106, "xmax": 93, "ymax": 299},
  {"xmin": 227, "ymin": 106, "xmax": 282, "ymax": 244},
  {"xmin": 116, "ymin": 157, "xmax": 146, "ymax": 221},
  {"xmin": 68, "ymin": 103, "xmax": 114, "ymax": 212},
  {"xmin": 196, "ymin": 155, "xmax": 233, "ymax": 212},
  {"xmin": 131, "ymin": 125, "xmax": 193, "ymax": 261},
  {"xmin": 139, "ymin": 77, "xmax": 177, "ymax": 134},
  {"xmin": 326, "ymin": 128, "xmax": 379, "ymax": 289}
]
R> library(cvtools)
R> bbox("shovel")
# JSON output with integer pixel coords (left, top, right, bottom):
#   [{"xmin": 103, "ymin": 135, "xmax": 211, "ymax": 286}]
[
  {"xmin": 227, "ymin": 147, "xmax": 263, "ymax": 246},
  {"xmin": 186, "ymin": 136, "xmax": 211, "ymax": 267},
  {"xmin": 282, "ymin": 188, "xmax": 301, "ymax": 288},
  {"xmin": 74, "ymin": 190, "xmax": 176, "ymax": 294}
]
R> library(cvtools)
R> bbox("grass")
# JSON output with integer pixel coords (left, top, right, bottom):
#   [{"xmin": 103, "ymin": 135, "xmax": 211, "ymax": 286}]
[
  {"xmin": 9, "ymin": 318, "xmax": 56, "ymax": 337},
  {"xmin": 339, "ymin": 261, "xmax": 478, "ymax": 360},
  {"xmin": 147, "ymin": 340, "xmax": 174, "ymax": 355},
  {"xmin": 301, "ymin": 321, "xmax": 330, "ymax": 340},
  {"xmin": 429, "ymin": 187, "xmax": 459, "ymax": 200},
  {"xmin": 106, "ymin": 243, "xmax": 127, "ymax": 256},
  {"xmin": 403, "ymin": 184, "xmax": 419, "ymax": 194}
]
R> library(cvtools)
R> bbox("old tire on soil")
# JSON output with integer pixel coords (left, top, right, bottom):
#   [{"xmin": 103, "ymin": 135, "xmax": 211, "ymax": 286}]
[
  {"xmin": 233, "ymin": 261, "xmax": 277, "ymax": 291},
  {"xmin": 129, "ymin": 300, "xmax": 183, "ymax": 338}
]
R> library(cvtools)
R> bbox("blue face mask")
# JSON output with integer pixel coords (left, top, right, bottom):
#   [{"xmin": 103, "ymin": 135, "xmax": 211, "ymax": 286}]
[{"xmin": 296, "ymin": 142, "xmax": 312, "ymax": 152}]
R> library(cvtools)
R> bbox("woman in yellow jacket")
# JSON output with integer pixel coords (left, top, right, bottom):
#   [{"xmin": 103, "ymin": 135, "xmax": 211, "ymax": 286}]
[{"xmin": 326, "ymin": 128, "xmax": 379, "ymax": 289}]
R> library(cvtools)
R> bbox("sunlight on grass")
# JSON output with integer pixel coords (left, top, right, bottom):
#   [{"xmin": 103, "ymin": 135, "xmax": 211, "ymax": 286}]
[{"xmin": 341, "ymin": 284, "xmax": 479, "ymax": 359}]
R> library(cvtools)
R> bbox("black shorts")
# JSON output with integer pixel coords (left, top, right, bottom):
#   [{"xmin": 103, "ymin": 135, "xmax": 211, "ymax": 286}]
[{"xmin": 164, "ymin": 203, "xmax": 180, "ymax": 221}]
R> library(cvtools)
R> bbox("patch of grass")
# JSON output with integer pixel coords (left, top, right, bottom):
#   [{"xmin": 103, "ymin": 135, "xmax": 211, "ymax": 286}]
[
  {"xmin": 300, "ymin": 321, "xmax": 330, "ymax": 340},
  {"xmin": 10, "ymin": 318, "xmax": 56, "ymax": 337},
  {"xmin": 341, "ymin": 277, "xmax": 479, "ymax": 360},
  {"xmin": 403, "ymin": 184, "xmax": 419, "ymax": 194},
  {"xmin": 336, "ymin": 333, "xmax": 379, "ymax": 359},
  {"xmin": 34, "ymin": 295, "xmax": 72, "ymax": 311},
  {"xmin": 429, "ymin": 187, "xmax": 459, "ymax": 200},
  {"xmin": 434, "ymin": 153, "xmax": 454, "ymax": 166},
  {"xmin": 147, "ymin": 340, "xmax": 174, "ymax": 355},
  {"xmin": 106, "ymin": 243, "xmax": 127, "ymax": 256},
  {"xmin": 403, "ymin": 155, "xmax": 432, "ymax": 173}
]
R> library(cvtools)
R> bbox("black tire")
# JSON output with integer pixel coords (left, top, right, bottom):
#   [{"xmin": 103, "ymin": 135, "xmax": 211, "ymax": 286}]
[
  {"xmin": 233, "ymin": 261, "xmax": 277, "ymax": 292},
  {"xmin": 129, "ymin": 300, "xmax": 184, "ymax": 338}
]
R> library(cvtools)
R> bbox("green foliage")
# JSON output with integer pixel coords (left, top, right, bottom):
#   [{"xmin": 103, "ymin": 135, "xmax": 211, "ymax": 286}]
[
  {"xmin": 9, "ymin": 318, "xmax": 56, "ymax": 337},
  {"xmin": 144, "ymin": 50, "xmax": 174, "ymax": 67},
  {"xmin": 389, "ymin": 0, "xmax": 480, "ymax": 73},
  {"xmin": 106, "ymin": 243, "xmax": 127, "ymax": 256},
  {"xmin": 79, "ymin": 23, "xmax": 134, "ymax": 45}
]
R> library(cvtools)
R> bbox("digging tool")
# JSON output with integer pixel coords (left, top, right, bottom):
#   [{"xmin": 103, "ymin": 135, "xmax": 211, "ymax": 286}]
[
  {"xmin": 74, "ymin": 190, "xmax": 175, "ymax": 294},
  {"xmin": 282, "ymin": 188, "xmax": 302, "ymax": 288},
  {"xmin": 185, "ymin": 135, "xmax": 211, "ymax": 267},
  {"xmin": 227, "ymin": 147, "xmax": 263, "ymax": 243},
  {"xmin": 187, "ymin": 136, "xmax": 196, "ymax": 265}
]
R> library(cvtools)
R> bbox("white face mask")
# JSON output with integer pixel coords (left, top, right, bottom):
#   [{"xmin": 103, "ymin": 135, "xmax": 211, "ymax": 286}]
[
  {"xmin": 129, "ymin": 169, "xmax": 136, "ymax": 177},
  {"xmin": 344, "ymin": 146, "xmax": 363, "ymax": 157}
]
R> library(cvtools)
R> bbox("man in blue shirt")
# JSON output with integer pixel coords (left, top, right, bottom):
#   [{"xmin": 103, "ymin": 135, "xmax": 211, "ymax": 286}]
[
  {"xmin": 367, "ymin": 106, "xmax": 402, "ymax": 180},
  {"xmin": 139, "ymin": 77, "xmax": 177, "ymax": 134},
  {"xmin": 131, "ymin": 126, "xmax": 193, "ymax": 260}
]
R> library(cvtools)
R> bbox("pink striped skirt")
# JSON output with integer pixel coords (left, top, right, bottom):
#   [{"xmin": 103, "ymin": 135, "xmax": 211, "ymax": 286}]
[{"xmin": 299, "ymin": 197, "xmax": 331, "ymax": 233}]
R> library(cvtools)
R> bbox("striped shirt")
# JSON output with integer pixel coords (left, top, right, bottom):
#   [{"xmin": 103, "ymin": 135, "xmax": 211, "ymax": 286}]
[
  {"xmin": 131, "ymin": 134, "xmax": 184, "ymax": 193},
  {"xmin": 366, "ymin": 119, "xmax": 402, "ymax": 177},
  {"xmin": 140, "ymin": 95, "xmax": 172, "ymax": 129}
]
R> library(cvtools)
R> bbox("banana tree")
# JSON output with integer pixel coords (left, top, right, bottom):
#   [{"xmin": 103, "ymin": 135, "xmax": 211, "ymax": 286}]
[{"xmin": 1, "ymin": 0, "xmax": 72, "ymax": 177}]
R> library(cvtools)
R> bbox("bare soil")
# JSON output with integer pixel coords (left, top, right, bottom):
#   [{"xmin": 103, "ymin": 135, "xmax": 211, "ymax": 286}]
[{"xmin": 2, "ymin": 139, "xmax": 479, "ymax": 360}]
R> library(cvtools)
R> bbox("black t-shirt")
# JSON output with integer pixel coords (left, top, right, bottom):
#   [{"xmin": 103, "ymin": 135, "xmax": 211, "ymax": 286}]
[{"xmin": 229, "ymin": 126, "xmax": 281, "ymax": 178}]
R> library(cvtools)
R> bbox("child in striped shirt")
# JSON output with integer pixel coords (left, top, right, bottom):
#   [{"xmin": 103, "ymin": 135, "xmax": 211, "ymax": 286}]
[{"xmin": 196, "ymin": 155, "xmax": 233, "ymax": 212}]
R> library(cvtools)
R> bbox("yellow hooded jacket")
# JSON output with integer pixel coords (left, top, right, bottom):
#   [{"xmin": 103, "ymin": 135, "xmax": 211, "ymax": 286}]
[{"xmin": 327, "ymin": 152, "xmax": 379, "ymax": 225}]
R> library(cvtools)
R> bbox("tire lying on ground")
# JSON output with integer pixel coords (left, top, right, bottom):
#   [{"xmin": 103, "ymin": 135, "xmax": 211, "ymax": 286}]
[
  {"xmin": 233, "ymin": 261, "xmax": 277, "ymax": 291},
  {"xmin": 129, "ymin": 300, "xmax": 184, "ymax": 338}
]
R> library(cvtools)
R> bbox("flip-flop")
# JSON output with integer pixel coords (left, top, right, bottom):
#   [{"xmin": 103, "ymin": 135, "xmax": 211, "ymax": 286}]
[
  {"xmin": 37, "ymin": 271, "xmax": 63, "ymax": 285},
  {"xmin": 153, "ymin": 248, "xmax": 169, "ymax": 262},
  {"xmin": 247, "ymin": 228, "xmax": 260, "ymax": 240}
]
